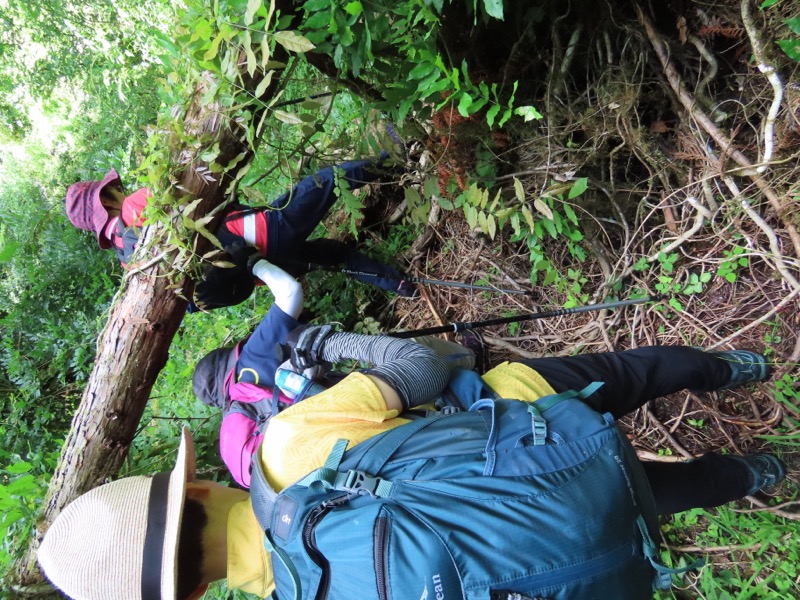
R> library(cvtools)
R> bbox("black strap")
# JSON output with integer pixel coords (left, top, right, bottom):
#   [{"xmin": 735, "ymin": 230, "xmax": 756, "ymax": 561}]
[
  {"xmin": 141, "ymin": 471, "xmax": 172, "ymax": 600},
  {"xmin": 222, "ymin": 204, "xmax": 269, "ymax": 223}
]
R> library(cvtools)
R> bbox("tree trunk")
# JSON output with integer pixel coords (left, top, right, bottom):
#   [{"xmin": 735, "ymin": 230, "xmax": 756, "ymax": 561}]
[{"xmin": 9, "ymin": 18, "xmax": 299, "ymax": 592}]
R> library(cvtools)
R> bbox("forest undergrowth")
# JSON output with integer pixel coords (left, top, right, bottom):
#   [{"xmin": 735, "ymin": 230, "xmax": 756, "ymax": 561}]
[
  {"xmin": 349, "ymin": 0, "xmax": 800, "ymax": 596},
  {"xmin": 2, "ymin": 0, "xmax": 800, "ymax": 597}
]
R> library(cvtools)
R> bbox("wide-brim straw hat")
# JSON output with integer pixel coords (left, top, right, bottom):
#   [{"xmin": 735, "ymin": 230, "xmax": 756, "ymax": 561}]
[
  {"xmin": 65, "ymin": 169, "xmax": 122, "ymax": 249},
  {"xmin": 38, "ymin": 427, "xmax": 196, "ymax": 600}
]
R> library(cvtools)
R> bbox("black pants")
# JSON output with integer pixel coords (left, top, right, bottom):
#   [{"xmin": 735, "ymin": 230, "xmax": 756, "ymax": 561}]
[
  {"xmin": 517, "ymin": 346, "xmax": 753, "ymax": 515},
  {"xmin": 265, "ymin": 159, "xmax": 407, "ymax": 294}
]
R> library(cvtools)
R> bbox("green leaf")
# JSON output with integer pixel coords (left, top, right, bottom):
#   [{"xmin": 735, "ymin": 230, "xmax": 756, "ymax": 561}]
[
  {"xmin": 563, "ymin": 203, "xmax": 579, "ymax": 225},
  {"xmin": 486, "ymin": 214, "xmax": 497, "ymax": 239},
  {"xmin": 478, "ymin": 210, "xmax": 489, "ymax": 233},
  {"xmin": 204, "ymin": 32, "xmax": 225, "ymax": 61},
  {"xmin": 465, "ymin": 183, "xmax": 482, "ymax": 206},
  {"xmin": 510, "ymin": 213, "xmax": 521, "ymax": 237},
  {"xmin": 423, "ymin": 176, "xmax": 440, "ymax": 199},
  {"xmin": 786, "ymin": 16, "xmax": 800, "ymax": 34},
  {"xmin": 404, "ymin": 187, "xmax": 422, "ymax": 207},
  {"xmin": 498, "ymin": 107, "xmax": 513, "ymax": 128},
  {"xmin": 486, "ymin": 104, "xmax": 501, "ymax": 127},
  {"xmin": 457, "ymin": 93, "xmax": 473, "ymax": 117},
  {"xmin": 465, "ymin": 205, "xmax": 478, "ymax": 229},
  {"xmin": 760, "ymin": 0, "xmax": 781, "ymax": 7},
  {"xmin": 777, "ymin": 39, "xmax": 800, "ymax": 61},
  {"xmin": 513, "ymin": 177, "xmax": 525, "ymax": 203},
  {"xmin": 344, "ymin": 1, "xmax": 363, "ymax": 15},
  {"xmin": 273, "ymin": 109, "xmax": 305, "ymax": 124},
  {"xmin": 541, "ymin": 217, "xmax": 557, "ymax": 239},
  {"xmin": 6, "ymin": 461, "xmax": 33, "ymax": 474},
  {"xmin": 568, "ymin": 177, "xmax": 589, "ymax": 199},
  {"xmin": 482, "ymin": 0, "xmax": 504, "ymax": 19},
  {"xmin": 245, "ymin": 0, "xmax": 260, "ymax": 25},
  {"xmin": 514, "ymin": 105, "xmax": 543, "ymax": 121},
  {"xmin": 409, "ymin": 60, "xmax": 436, "ymax": 79},
  {"xmin": 273, "ymin": 31, "xmax": 316, "ymax": 53},
  {"xmin": 0, "ymin": 240, "xmax": 19, "ymax": 262},
  {"xmin": 254, "ymin": 71, "xmax": 274, "ymax": 97}
]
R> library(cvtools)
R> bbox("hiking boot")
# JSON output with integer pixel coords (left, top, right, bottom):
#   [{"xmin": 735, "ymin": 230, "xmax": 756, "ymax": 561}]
[
  {"xmin": 728, "ymin": 453, "xmax": 787, "ymax": 495},
  {"xmin": 458, "ymin": 330, "xmax": 488, "ymax": 375},
  {"xmin": 713, "ymin": 350, "xmax": 771, "ymax": 390}
]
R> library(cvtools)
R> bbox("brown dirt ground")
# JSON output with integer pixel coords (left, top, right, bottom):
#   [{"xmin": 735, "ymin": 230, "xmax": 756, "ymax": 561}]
[{"xmin": 350, "ymin": 0, "xmax": 800, "ymax": 531}]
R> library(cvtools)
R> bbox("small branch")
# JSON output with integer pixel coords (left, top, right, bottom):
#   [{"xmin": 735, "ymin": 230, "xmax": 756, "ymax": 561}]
[
  {"xmin": 637, "ymin": 4, "xmax": 800, "ymax": 258},
  {"xmin": 721, "ymin": 176, "xmax": 800, "ymax": 289},
  {"xmin": 710, "ymin": 285, "xmax": 800, "ymax": 349},
  {"xmin": 642, "ymin": 404, "xmax": 695, "ymax": 459},
  {"xmin": 741, "ymin": 0, "xmax": 784, "ymax": 174},
  {"xmin": 646, "ymin": 196, "xmax": 708, "ymax": 261},
  {"xmin": 483, "ymin": 335, "xmax": 540, "ymax": 359},
  {"xmin": 123, "ymin": 250, "xmax": 170, "ymax": 279}
]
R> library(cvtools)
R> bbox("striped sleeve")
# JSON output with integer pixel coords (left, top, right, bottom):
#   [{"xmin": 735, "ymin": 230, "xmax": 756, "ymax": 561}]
[{"xmin": 320, "ymin": 333, "xmax": 450, "ymax": 409}]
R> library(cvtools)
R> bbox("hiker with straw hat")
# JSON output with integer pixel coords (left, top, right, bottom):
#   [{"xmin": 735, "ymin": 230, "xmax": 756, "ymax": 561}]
[
  {"xmin": 64, "ymin": 157, "xmax": 416, "ymax": 311},
  {"xmin": 39, "ymin": 332, "xmax": 786, "ymax": 599}
]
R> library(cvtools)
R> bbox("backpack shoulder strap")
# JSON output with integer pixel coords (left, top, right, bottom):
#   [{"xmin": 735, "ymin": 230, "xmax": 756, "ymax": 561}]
[{"xmin": 249, "ymin": 449, "xmax": 279, "ymax": 532}]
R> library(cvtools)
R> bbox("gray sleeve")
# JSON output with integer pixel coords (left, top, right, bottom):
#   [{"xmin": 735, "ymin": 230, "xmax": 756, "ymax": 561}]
[{"xmin": 320, "ymin": 333, "xmax": 450, "ymax": 409}]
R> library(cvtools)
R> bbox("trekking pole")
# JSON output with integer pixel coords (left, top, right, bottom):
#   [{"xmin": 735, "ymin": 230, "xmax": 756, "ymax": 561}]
[
  {"xmin": 389, "ymin": 295, "xmax": 667, "ymax": 338},
  {"xmin": 301, "ymin": 263, "xmax": 535, "ymax": 296}
]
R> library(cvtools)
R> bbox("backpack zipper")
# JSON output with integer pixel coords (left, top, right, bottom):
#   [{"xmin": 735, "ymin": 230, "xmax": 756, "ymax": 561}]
[
  {"xmin": 302, "ymin": 496, "xmax": 349, "ymax": 600},
  {"xmin": 374, "ymin": 516, "xmax": 391, "ymax": 600},
  {"xmin": 303, "ymin": 505, "xmax": 332, "ymax": 600},
  {"xmin": 488, "ymin": 542, "xmax": 640, "ymax": 594}
]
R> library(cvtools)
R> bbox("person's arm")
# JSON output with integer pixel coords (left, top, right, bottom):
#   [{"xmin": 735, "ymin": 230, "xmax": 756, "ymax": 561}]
[
  {"xmin": 287, "ymin": 328, "xmax": 451, "ymax": 410},
  {"xmin": 250, "ymin": 259, "xmax": 303, "ymax": 318},
  {"xmin": 236, "ymin": 261, "xmax": 303, "ymax": 386}
]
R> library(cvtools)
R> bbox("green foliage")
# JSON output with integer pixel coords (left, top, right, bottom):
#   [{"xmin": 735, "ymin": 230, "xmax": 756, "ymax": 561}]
[
  {"xmin": 760, "ymin": 0, "xmax": 800, "ymax": 61},
  {"xmin": 777, "ymin": 16, "xmax": 800, "ymax": 61},
  {"xmin": 716, "ymin": 246, "xmax": 750, "ymax": 283},
  {"xmin": 296, "ymin": 0, "xmax": 541, "ymax": 127},
  {"xmin": 0, "ymin": 0, "xmax": 174, "ymax": 582},
  {"xmin": 430, "ymin": 177, "xmax": 589, "ymax": 306},
  {"xmin": 657, "ymin": 501, "xmax": 800, "ymax": 598},
  {"xmin": 0, "ymin": 0, "xmax": 171, "ymax": 140}
]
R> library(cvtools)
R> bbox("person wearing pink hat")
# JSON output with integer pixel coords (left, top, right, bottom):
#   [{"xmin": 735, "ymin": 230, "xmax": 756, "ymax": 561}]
[{"xmin": 65, "ymin": 160, "xmax": 417, "ymax": 311}]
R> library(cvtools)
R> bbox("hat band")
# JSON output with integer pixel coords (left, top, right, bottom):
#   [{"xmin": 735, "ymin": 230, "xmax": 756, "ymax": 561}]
[{"xmin": 141, "ymin": 471, "xmax": 172, "ymax": 600}]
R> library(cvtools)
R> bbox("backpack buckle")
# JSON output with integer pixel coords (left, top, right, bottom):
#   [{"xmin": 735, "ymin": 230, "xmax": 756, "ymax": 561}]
[{"xmin": 337, "ymin": 469, "xmax": 391, "ymax": 496}]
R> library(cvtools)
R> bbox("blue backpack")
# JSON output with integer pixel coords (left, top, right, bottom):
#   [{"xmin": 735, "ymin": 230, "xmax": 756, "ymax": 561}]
[{"xmin": 250, "ymin": 383, "xmax": 688, "ymax": 600}]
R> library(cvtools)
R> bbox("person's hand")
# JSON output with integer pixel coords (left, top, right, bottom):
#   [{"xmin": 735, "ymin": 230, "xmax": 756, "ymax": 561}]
[
  {"xmin": 224, "ymin": 241, "xmax": 260, "ymax": 274},
  {"xmin": 284, "ymin": 324, "xmax": 335, "ymax": 371}
]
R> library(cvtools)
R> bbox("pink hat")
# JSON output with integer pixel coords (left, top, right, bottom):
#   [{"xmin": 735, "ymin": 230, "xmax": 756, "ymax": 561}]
[{"xmin": 65, "ymin": 169, "xmax": 122, "ymax": 249}]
